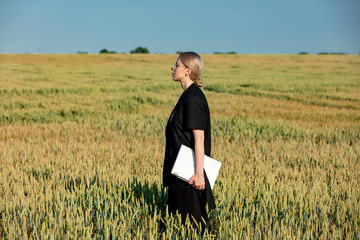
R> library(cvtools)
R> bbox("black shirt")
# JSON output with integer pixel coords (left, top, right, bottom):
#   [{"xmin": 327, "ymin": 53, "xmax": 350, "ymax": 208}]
[{"xmin": 163, "ymin": 83, "xmax": 211, "ymax": 187}]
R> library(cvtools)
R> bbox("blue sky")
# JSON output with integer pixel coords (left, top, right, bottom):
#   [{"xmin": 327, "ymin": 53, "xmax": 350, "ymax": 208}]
[{"xmin": 0, "ymin": 0, "xmax": 359, "ymax": 54}]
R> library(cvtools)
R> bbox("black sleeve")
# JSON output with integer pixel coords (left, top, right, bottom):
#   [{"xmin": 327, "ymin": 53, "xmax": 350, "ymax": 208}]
[{"xmin": 184, "ymin": 95, "xmax": 208, "ymax": 130}]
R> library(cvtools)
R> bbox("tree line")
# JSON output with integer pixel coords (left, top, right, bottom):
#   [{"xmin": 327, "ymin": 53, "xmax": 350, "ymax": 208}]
[
  {"xmin": 77, "ymin": 48, "xmax": 355, "ymax": 55},
  {"xmin": 78, "ymin": 46, "xmax": 150, "ymax": 54}
]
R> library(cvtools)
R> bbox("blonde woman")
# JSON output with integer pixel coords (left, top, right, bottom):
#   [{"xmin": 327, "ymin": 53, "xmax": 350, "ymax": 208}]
[{"xmin": 162, "ymin": 52, "xmax": 215, "ymax": 230}]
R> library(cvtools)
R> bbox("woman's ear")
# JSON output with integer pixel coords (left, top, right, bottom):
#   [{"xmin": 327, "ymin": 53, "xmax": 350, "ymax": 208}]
[{"xmin": 185, "ymin": 68, "xmax": 192, "ymax": 76}]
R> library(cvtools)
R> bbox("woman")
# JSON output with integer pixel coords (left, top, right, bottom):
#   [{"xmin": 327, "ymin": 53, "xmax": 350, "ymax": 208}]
[{"xmin": 162, "ymin": 52, "xmax": 215, "ymax": 230}]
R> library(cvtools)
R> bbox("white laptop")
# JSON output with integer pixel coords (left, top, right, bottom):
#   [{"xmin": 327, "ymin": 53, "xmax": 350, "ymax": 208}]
[{"xmin": 171, "ymin": 145, "xmax": 222, "ymax": 190}]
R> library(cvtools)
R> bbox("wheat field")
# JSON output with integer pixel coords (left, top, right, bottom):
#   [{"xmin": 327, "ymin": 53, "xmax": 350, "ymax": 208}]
[{"xmin": 0, "ymin": 54, "xmax": 359, "ymax": 239}]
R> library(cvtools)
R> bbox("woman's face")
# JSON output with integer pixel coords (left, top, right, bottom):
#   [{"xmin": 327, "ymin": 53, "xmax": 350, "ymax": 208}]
[{"xmin": 171, "ymin": 57, "xmax": 187, "ymax": 82}]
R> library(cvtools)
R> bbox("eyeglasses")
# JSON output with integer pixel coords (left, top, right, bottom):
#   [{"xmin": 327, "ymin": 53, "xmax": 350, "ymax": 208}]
[{"xmin": 173, "ymin": 63, "xmax": 189, "ymax": 69}]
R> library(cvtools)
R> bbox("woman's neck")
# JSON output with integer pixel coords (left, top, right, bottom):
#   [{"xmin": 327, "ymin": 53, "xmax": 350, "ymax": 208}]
[{"xmin": 180, "ymin": 78, "xmax": 194, "ymax": 91}]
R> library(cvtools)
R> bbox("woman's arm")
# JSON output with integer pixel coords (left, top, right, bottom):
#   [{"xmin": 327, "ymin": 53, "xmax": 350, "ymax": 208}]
[{"xmin": 189, "ymin": 129, "xmax": 205, "ymax": 190}]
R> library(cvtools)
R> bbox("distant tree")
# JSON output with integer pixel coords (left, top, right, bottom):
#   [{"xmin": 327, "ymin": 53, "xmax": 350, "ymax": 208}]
[
  {"xmin": 298, "ymin": 52, "xmax": 308, "ymax": 55},
  {"xmin": 318, "ymin": 52, "xmax": 347, "ymax": 55},
  {"xmin": 130, "ymin": 46, "xmax": 150, "ymax": 54},
  {"xmin": 214, "ymin": 51, "xmax": 237, "ymax": 54},
  {"xmin": 176, "ymin": 51, "xmax": 183, "ymax": 54},
  {"xmin": 330, "ymin": 52, "xmax": 347, "ymax": 55},
  {"xmin": 100, "ymin": 49, "xmax": 109, "ymax": 54},
  {"xmin": 109, "ymin": 51, "xmax": 117, "ymax": 54},
  {"xmin": 77, "ymin": 51, "xmax": 88, "ymax": 54}
]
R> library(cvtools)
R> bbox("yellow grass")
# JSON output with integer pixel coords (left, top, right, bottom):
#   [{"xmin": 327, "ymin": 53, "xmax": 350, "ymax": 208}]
[{"xmin": 0, "ymin": 54, "xmax": 359, "ymax": 239}]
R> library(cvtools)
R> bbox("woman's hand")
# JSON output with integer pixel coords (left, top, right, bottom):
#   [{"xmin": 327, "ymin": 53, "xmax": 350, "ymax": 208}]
[{"xmin": 189, "ymin": 173, "xmax": 205, "ymax": 190}]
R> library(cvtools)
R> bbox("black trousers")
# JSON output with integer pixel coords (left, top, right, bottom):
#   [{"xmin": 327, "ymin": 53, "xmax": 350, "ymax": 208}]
[{"xmin": 168, "ymin": 182, "xmax": 209, "ymax": 231}]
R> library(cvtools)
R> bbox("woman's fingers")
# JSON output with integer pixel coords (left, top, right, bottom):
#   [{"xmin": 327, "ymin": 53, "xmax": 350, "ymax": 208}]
[
  {"xmin": 189, "ymin": 176, "xmax": 194, "ymax": 185},
  {"xmin": 194, "ymin": 183, "xmax": 205, "ymax": 190},
  {"xmin": 189, "ymin": 175, "xmax": 205, "ymax": 190}
]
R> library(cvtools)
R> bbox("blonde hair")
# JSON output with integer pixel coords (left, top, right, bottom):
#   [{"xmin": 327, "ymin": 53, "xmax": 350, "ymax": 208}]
[{"xmin": 179, "ymin": 52, "xmax": 204, "ymax": 87}]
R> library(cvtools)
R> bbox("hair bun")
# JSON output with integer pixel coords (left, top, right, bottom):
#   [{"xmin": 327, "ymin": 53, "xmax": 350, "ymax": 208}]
[{"xmin": 195, "ymin": 78, "xmax": 203, "ymax": 88}]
